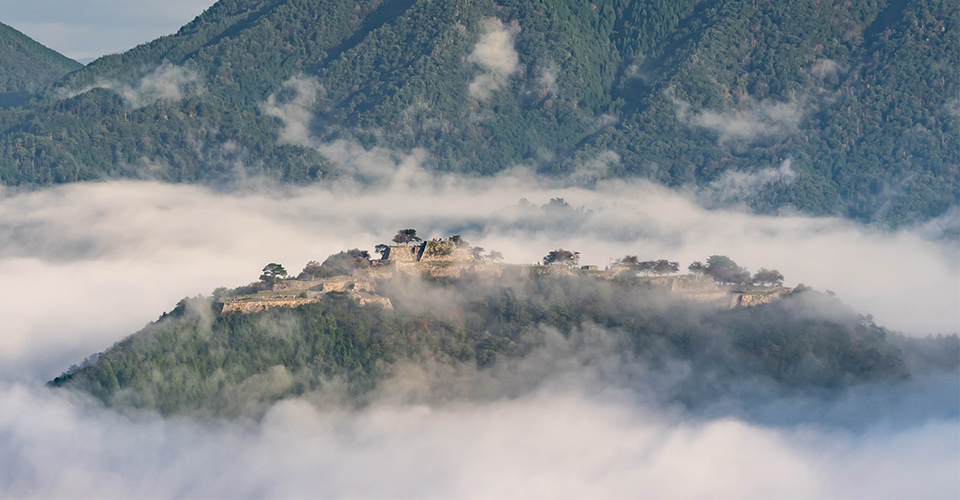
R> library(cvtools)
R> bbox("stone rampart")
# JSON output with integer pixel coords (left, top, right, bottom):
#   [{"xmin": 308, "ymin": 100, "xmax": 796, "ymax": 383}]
[
  {"xmin": 419, "ymin": 241, "xmax": 477, "ymax": 263},
  {"xmin": 386, "ymin": 245, "xmax": 421, "ymax": 262},
  {"xmin": 731, "ymin": 287, "xmax": 793, "ymax": 308},
  {"xmin": 221, "ymin": 298, "xmax": 317, "ymax": 314},
  {"xmin": 272, "ymin": 280, "xmax": 315, "ymax": 291}
]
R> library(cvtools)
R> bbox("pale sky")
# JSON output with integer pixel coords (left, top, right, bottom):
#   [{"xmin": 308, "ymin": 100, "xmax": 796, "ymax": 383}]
[{"xmin": 0, "ymin": 0, "xmax": 218, "ymax": 62}]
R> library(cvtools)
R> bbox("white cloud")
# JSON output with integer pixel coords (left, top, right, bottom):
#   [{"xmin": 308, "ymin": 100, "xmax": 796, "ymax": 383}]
[
  {"xmin": 945, "ymin": 96, "xmax": 960, "ymax": 119},
  {"xmin": 60, "ymin": 62, "xmax": 202, "ymax": 108},
  {"xmin": 263, "ymin": 77, "xmax": 434, "ymax": 183},
  {"xmin": 262, "ymin": 77, "xmax": 325, "ymax": 147},
  {"xmin": 695, "ymin": 159, "xmax": 797, "ymax": 207},
  {"xmin": 467, "ymin": 18, "xmax": 521, "ymax": 101},
  {"xmin": 810, "ymin": 59, "xmax": 842, "ymax": 79},
  {"xmin": 670, "ymin": 89, "xmax": 804, "ymax": 143},
  {"xmin": 0, "ymin": 379, "xmax": 955, "ymax": 498}
]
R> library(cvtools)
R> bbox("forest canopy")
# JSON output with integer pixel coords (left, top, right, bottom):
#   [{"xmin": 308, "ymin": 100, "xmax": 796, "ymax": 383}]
[{"xmin": 0, "ymin": 0, "xmax": 955, "ymax": 226}]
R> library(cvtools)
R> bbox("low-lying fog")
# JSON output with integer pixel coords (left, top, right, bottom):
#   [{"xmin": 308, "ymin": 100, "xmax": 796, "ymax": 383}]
[{"xmin": 0, "ymin": 171, "xmax": 957, "ymax": 498}]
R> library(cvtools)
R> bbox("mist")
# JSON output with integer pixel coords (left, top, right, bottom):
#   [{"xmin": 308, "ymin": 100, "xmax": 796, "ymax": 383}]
[
  {"xmin": 1, "ymin": 174, "xmax": 955, "ymax": 377},
  {"xmin": 0, "ymin": 168, "xmax": 957, "ymax": 497}
]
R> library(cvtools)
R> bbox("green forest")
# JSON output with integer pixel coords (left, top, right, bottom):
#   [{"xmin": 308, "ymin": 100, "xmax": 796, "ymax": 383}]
[
  {"xmin": 51, "ymin": 269, "xmax": 956, "ymax": 418},
  {"xmin": 1, "ymin": 0, "xmax": 957, "ymax": 226}
]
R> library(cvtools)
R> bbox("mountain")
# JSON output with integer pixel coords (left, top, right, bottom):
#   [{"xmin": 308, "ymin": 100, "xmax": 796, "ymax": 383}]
[
  {"xmin": 0, "ymin": 0, "xmax": 957, "ymax": 225},
  {"xmin": 0, "ymin": 22, "xmax": 83, "ymax": 108}
]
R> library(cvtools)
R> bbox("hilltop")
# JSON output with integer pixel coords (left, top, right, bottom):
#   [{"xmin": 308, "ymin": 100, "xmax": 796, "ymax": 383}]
[
  {"xmin": 0, "ymin": 0, "xmax": 956, "ymax": 225},
  {"xmin": 51, "ymin": 235, "xmax": 939, "ymax": 418},
  {"xmin": 0, "ymin": 22, "xmax": 82, "ymax": 108},
  {"xmin": 217, "ymin": 237, "xmax": 792, "ymax": 314}
]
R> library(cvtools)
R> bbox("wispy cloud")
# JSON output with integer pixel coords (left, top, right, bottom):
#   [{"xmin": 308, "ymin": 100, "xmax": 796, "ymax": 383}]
[
  {"xmin": 466, "ymin": 18, "xmax": 521, "ymax": 101},
  {"xmin": 59, "ymin": 62, "xmax": 202, "ymax": 108},
  {"xmin": 262, "ymin": 76, "xmax": 324, "ymax": 147},
  {"xmin": 669, "ymin": 88, "xmax": 804, "ymax": 143},
  {"xmin": 695, "ymin": 159, "xmax": 797, "ymax": 208}
]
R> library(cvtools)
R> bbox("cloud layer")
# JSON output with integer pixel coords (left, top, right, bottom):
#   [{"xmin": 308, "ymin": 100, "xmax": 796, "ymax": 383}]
[
  {"xmin": 0, "ymin": 174, "xmax": 956, "ymax": 378},
  {"xmin": 0, "ymin": 377, "xmax": 956, "ymax": 498},
  {"xmin": 0, "ymin": 166, "xmax": 956, "ymax": 497}
]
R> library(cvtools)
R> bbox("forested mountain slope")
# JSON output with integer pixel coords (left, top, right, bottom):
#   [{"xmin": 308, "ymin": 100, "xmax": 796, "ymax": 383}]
[
  {"xmin": 0, "ymin": 22, "xmax": 82, "ymax": 108},
  {"xmin": 0, "ymin": 0, "xmax": 956, "ymax": 225},
  {"xmin": 52, "ymin": 272, "xmax": 935, "ymax": 418}
]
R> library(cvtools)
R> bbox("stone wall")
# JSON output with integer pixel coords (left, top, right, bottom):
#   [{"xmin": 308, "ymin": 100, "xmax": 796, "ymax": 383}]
[
  {"xmin": 419, "ymin": 241, "xmax": 478, "ymax": 263},
  {"xmin": 221, "ymin": 298, "xmax": 317, "ymax": 314},
  {"xmin": 385, "ymin": 245, "xmax": 421, "ymax": 262},
  {"xmin": 732, "ymin": 287, "xmax": 793, "ymax": 308},
  {"xmin": 272, "ymin": 280, "xmax": 316, "ymax": 291}
]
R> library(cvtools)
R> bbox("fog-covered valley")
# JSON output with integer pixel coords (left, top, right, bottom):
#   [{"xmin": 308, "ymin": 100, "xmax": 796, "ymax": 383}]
[{"xmin": 0, "ymin": 173, "xmax": 957, "ymax": 498}]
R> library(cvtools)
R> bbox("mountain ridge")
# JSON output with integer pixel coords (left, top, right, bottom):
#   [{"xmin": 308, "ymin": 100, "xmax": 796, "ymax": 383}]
[
  {"xmin": 0, "ymin": 22, "xmax": 83, "ymax": 108},
  {"xmin": 1, "ymin": 0, "xmax": 956, "ymax": 225}
]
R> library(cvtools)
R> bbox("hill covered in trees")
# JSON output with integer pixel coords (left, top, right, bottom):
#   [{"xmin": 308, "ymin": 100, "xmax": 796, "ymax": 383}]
[
  {"xmin": 0, "ymin": 22, "xmax": 82, "ymax": 108},
  {"xmin": 1, "ymin": 0, "xmax": 957, "ymax": 225},
  {"xmin": 50, "ymin": 257, "xmax": 957, "ymax": 418}
]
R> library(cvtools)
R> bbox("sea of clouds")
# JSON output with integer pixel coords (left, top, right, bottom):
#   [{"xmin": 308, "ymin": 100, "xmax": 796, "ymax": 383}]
[{"xmin": 0, "ymin": 168, "xmax": 957, "ymax": 498}]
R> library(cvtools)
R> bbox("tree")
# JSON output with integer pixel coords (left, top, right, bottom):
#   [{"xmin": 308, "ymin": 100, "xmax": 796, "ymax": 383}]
[
  {"xmin": 472, "ymin": 246, "xmax": 485, "ymax": 260},
  {"xmin": 259, "ymin": 263, "xmax": 287, "ymax": 285},
  {"xmin": 616, "ymin": 255, "xmax": 640, "ymax": 269},
  {"xmin": 543, "ymin": 249, "xmax": 580, "ymax": 266},
  {"xmin": 753, "ymin": 268, "xmax": 785, "ymax": 287},
  {"xmin": 486, "ymin": 250, "xmax": 504, "ymax": 262},
  {"xmin": 688, "ymin": 261, "xmax": 706, "ymax": 276},
  {"xmin": 705, "ymin": 255, "xmax": 750, "ymax": 285},
  {"xmin": 392, "ymin": 229, "xmax": 422, "ymax": 246},
  {"xmin": 311, "ymin": 249, "xmax": 371, "ymax": 278},
  {"xmin": 636, "ymin": 261, "xmax": 656, "ymax": 275},
  {"xmin": 653, "ymin": 260, "xmax": 681, "ymax": 276},
  {"xmin": 300, "ymin": 260, "xmax": 323, "ymax": 280},
  {"xmin": 375, "ymin": 244, "xmax": 390, "ymax": 259}
]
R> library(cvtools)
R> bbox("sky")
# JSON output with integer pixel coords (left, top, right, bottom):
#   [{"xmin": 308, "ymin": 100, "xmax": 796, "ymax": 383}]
[{"xmin": 0, "ymin": 0, "xmax": 217, "ymax": 61}]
